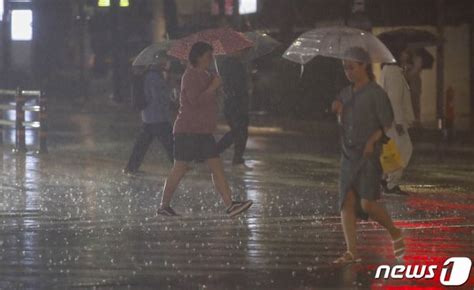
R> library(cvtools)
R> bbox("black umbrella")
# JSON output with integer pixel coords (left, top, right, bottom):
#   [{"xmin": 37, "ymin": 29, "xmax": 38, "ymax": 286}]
[
  {"xmin": 414, "ymin": 47, "xmax": 435, "ymax": 70},
  {"xmin": 378, "ymin": 28, "xmax": 439, "ymax": 48}
]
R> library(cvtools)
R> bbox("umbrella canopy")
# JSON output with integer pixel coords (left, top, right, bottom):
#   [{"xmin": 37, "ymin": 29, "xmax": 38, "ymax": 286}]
[
  {"xmin": 132, "ymin": 40, "xmax": 174, "ymax": 67},
  {"xmin": 242, "ymin": 31, "xmax": 281, "ymax": 61},
  {"xmin": 378, "ymin": 28, "xmax": 439, "ymax": 48},
  {"xmin": 167, "ymin": 28, "xmax": 254, "ymax": 60},
  {"xmin": 283, "ymin": 26, "xmax": 396, "ymax": 65}
]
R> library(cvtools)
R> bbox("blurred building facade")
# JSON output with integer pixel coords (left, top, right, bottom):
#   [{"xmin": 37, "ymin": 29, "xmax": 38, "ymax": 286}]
[{"xmin": 0, "ymin": 0, "xmax": 472, "ymax": 128}]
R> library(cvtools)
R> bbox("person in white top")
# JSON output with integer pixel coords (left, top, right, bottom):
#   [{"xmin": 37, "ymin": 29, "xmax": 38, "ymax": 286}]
[
  {"xmin": 379, "ymin": 43, "xmax": 415, "ymax": 195},
  {"xmin": 404, "ymin": 51, "xmax": 423, "ymax": 124}
]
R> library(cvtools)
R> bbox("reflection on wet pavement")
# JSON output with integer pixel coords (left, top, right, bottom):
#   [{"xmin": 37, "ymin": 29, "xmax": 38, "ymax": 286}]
[{"xmin": 0, "ymin": 108, "xmax": 473, "ymax": 289}]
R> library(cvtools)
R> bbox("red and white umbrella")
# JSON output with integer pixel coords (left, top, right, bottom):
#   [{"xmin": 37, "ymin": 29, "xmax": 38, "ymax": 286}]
[{"xmin": 168, "ymin": 28, "xmax": 254, "ymax": 60}]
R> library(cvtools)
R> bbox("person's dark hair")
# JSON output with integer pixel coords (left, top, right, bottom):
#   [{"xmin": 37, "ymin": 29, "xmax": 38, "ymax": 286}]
[
  {"xmin": 138, "ymin": 51, "xmax": 170, "ymax": 78},
  {"xmin": 365, "ymin": 63, "xmax": 375, "ymax": 81},
  {"xmin": 188, "ymin": 42, "xmax": 213, "ymax": 66}
]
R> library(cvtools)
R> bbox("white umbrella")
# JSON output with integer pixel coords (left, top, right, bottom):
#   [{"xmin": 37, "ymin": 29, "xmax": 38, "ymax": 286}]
[
  {"xmin": 283, "ymin": 26, "xmax": 396, "ymax": 66},
  {"xmin": 132, "ymin": 41, "xmax": 174, "ymax": 67},
  {"xmin": 242, "ymin": 31, "xmax": 281, "ymax": 61}
]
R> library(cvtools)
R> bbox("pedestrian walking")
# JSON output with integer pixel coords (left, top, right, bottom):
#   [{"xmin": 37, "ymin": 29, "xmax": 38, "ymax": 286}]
[
  {"xmin": 158, "ymin": 42, "xmax": 253, "ymax": 217},
  {"xmin": 123, "ymin": 55, "xmax": 175, "ymax": 175},
  {"xmin": 332, "ymin": 47, "xmax": 405, "ymax": 264},
  {"xmin": 404, "ymin": 51, "xmax": 423, "ymax": 125},
  {"xmin": 379, "ymin": 41, "xmax": 415, "ymax": 196},
  {"xmin": 444, "ymin": 86, "xmax": 456, "ymax": 143},
  {"xmin": 216, "ymin": 52, "xmax": 250, "ymax": 167}
]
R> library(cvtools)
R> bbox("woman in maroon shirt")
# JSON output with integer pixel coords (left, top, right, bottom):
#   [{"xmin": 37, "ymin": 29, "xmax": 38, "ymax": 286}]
[{"xmin": 158, "ymin": 42, "xmax": 253, "ymax": 217}]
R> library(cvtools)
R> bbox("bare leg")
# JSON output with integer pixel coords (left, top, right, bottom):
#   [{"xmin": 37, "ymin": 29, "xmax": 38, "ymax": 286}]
[
  {"xmin": 361, "ymin": 199, "xmax": 404, "ymax": 258},
  {"xmin": 361, "ymin": 199, "xmax": 402, "ymax": 239},
  {"xmin": 205, "ymin": 157, "xmax": 233, "ymax": 208},
  {"xmin": 341, "ymin": 190, "xmax": 358, "ymax": 257},
  {"xmin": 160, "ymin": 161, "xmax": 189, "ymax": 208}
]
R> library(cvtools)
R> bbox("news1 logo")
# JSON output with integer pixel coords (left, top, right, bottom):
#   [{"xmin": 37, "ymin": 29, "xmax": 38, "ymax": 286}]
[{"xmin": 375, "ymin": 257, "xmax": 472, "ymax": 286}]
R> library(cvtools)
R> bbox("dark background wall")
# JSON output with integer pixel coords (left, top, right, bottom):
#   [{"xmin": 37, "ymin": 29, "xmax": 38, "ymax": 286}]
[{"xmin": 1, "ymin": 0, "xmax": 472, "ymax": 121}]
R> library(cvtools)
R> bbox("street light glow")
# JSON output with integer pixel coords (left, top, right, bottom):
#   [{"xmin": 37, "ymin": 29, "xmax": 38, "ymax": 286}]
[
  {"xmin": 98, "ymin": 0, "xmax": 110, "ymax": 7},
  {"xmin": 98, "ymin": 0, "xmax": 129, "ymax": 8}
]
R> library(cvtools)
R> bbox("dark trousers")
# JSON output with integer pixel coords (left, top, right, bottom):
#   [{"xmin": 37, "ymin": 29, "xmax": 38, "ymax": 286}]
[
  {"xmin": 216, "ymin": 112, "xmax": 249, "ymax": 163},
  {"xmin": 125, "ymin": 122, "xmax": 174, "ymax": 172},
  {"xmin": 444, "ymin": 120, "xmax": 455, "ymax": 144}
]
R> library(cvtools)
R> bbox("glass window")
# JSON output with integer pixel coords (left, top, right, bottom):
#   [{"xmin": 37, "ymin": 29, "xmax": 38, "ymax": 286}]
[
  {"xmin": 239, "ymin": 0, "xmax": 257, "ymax": 15},
  {"xmin": 0, "ymin": 0, "xmax": 4, "ymax": 21},
  {"xmin": 11, "ymin": 10, "xmax": 33, "ymax": 41}
]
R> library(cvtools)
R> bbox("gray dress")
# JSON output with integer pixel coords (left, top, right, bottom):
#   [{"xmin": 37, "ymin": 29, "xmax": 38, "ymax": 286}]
[{"xmin": 337, "ymin": 82, "xmax": 394, "ymax": 219}]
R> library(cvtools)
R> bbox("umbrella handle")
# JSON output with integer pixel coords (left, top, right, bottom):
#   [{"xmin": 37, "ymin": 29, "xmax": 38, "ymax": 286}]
[
  {"xmin": 300, "ymin": 65, "xmax": 304, "ymax": 78},
  {"xmin": 214, "ymin": 58, "xmax": 220, "ymax": 75}
]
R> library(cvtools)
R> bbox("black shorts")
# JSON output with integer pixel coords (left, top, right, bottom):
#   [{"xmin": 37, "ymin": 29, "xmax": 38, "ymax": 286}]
[{"xmin": 174, "ymin": 134, "xmax": 219, "ymax": 162}]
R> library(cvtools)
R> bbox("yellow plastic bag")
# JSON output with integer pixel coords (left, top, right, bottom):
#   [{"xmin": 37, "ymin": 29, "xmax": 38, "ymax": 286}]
[{"xmin": 380, "ymin": 139, "xmax": 405, "ymax": 174}]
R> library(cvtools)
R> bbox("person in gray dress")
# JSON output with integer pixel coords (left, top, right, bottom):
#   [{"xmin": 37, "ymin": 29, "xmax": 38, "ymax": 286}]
[{"xmin": 331, "ymin": 47, "xmax": 405, "ymax": 264}]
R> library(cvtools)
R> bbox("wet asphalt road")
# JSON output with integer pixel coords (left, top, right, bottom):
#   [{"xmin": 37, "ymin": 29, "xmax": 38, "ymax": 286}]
[{"xmin": 0, "ymin": 102, "xmax": 473, "ymax": 289}]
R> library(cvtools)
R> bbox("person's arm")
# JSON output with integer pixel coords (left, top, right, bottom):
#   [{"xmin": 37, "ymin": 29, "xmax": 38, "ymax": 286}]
[
  {"xmin": 157, "ymin": 75, "xmax": 172, "ymax": 107},
  {"xmin": 375, "ymin": 89, "xmax": 395, "ymax": 130},
  {"xmin": 412, "ymin": 55, "xmax": 423, "ymax": 74},
  {"xmin": 332, "ymin": 89, "xmax": 346, "ymax": 123},
  {"xmin": 182, "ymin": 71, "xmax": 221, "ymax": 106},
  {"xmin": 364, "ymin": 89, "xmax": 395, "ymax": 157},
  {"xmin": 402, "ymin": 81, "xmax": 415, "ymax": 128},
  {"xmin": 363, "ymin": 128, "xmax": 388, "ymax": 157},
  {"xmin": 331, "ymin": 100, "xmax": 343, "ymax": 114}
]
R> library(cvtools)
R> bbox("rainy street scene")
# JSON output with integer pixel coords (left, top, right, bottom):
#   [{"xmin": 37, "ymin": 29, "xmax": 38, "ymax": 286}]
[{"xmin": 1, "ymin": 0, "xmax": 474, "ymax": 289}]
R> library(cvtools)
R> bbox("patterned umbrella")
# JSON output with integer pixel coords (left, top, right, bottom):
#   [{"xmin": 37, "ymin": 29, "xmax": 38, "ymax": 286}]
[{"xmin": 167, "ymin": 28, "xmax": 254, "ymax": 60}]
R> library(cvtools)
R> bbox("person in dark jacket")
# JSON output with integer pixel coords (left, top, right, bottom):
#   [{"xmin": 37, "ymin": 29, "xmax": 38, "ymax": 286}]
[
  {"xmin": 123, "ymin": 55, "xmax": 174, "ymax": 175},
  {"xmin": 215, "ymin": 52, "xmax": 250, "ymax": 166}
]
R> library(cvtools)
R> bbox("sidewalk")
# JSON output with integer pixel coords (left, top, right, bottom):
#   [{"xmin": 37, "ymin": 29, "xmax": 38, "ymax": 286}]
[{"xmin": 1, "ymin": 93, "xmax": 473, "ymax": 289}]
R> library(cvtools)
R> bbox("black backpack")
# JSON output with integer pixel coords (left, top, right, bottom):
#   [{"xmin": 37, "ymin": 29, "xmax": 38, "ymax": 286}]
[{"xmin": 131, "ymin": 73, "xmax": 147, "ymax": 111}]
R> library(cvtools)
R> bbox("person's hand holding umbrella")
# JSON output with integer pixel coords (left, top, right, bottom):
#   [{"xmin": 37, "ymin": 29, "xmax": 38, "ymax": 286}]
[
  {"xmin": 206, "ymin": 75, "xmax": 222, "ymax": 93},
  {"xmin": 331, "ymin": 100, "xmax": 343, "ymax": 124}
]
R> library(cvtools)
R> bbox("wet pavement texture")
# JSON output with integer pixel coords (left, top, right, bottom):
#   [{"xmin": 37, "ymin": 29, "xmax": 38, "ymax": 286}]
[{"xmin": 1, "ymin": 101, "xmax": 474, "ymax": 289}]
